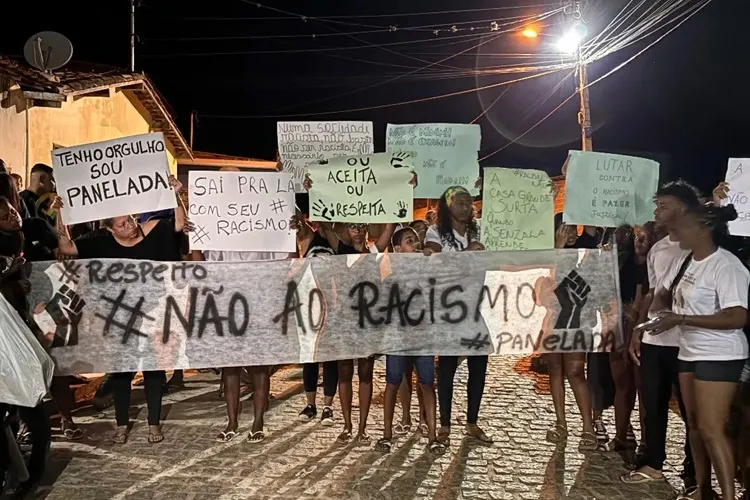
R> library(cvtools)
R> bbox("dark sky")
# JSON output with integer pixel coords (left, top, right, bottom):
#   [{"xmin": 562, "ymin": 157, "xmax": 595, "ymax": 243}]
[{"xmin": 3, "ymin": 0, "xmax": 747, "ymax": 193}]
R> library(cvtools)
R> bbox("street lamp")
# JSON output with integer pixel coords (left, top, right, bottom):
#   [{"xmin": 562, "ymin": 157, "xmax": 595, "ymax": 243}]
[{"xmin": 521, "ymin": 28, "xmax": 538, "ymax": 38}]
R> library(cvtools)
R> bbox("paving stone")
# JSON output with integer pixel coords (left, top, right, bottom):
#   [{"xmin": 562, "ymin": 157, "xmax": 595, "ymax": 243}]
[{"xmin": 24, "ymin": 357, "xmax": 689, "ymax": 499}]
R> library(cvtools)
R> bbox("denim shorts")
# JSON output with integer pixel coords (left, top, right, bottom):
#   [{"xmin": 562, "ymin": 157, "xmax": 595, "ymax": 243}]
[
  {"xmin": 678, "ymin": 359, "xmax": 746, "ymax": 382},
  {"xmin": 385, "ymin": 355, "xmax": 435, "ymax": 386}
]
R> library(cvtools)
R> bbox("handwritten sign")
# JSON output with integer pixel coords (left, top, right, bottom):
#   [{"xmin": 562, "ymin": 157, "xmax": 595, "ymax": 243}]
[
  {"xmin": 725, "ymin": 159, "xmax": 750, "ymax": 236},
  {"xmin": 563, "ymin": 151, "xmax": 658, "ymax": 227},
  {"xmin": 481, "ymin": 168, "xmax": 554, "ymax": 251},
  {"xmin": 52, "ymin": 133, "xmax": 176, "ymax": 225},
  {"xmin": 26, "ymin": 249, "xmax": 622, "ymax": 374},
  {"xmin": 385, "ymin": 123, "xmax": 481, "ymax": 199},
  {"xmin": 277, "ymin": 121, "xmax": 374, "ymax": 193},
  {"xmin": 308, "ymin": 153, "xmax": 414, "ymax": 223},
  {"xmin": 187, "ymin": 171, "xmax": 296, "ymax": 252}
]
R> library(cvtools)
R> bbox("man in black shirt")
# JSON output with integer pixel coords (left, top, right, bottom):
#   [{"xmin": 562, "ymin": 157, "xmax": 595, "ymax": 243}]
[{"xmin": 20, "ymin": 163, "xmax": 56, "ymax": 227}]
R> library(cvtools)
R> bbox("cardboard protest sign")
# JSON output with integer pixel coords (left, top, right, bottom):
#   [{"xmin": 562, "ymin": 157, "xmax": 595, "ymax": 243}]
[
  {"xmin": 277, "ymin": 121, "xmax": 374, "ymax": 193},
  {"xmin": 187, "ymin": 171, "xmax": 296, "ymax": 252},
  {"xmin": 481, "ymin": 168, "xmax": 554, "ymax": 251},
  {"xmin": 27, "ymin": 249, "xmax": 622, "ymax": 374},
  {"xmin": 563, "ymin": 151, "xmax": 658, "ymax": 227},
  {"xmin": 308, "ymin": 152, "xmax": 414, "ymax": 223},
  {"xmin": 52, "ymin": 133, "xmax": 176, "ymax": 225},
  {"xmin": 385, "ymin": 123, "xmax": 481, "ymax": 199},
  {"xmin": 724, "ymin": 159, "xmax": 750, "ymax": 236}
]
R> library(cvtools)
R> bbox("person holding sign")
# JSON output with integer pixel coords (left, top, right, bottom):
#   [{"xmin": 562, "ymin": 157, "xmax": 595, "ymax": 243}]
[
  {"xmin": 51, "ymin": 175, "xmax": 188, "ymax": 445},
  {"xmin": 304, "ymin": 172, "xmax": 415, "ymax": 444},
  {"xmin": 376, "ymin": 226, "xmax": 444, "ymax": 456},
  {"xmin": 424, "ymin": 186, "xmax": 493, "ymax": 445},
  {"xmin": 636, "ymin": 202, "xmax": 748, "ymax": 500}
]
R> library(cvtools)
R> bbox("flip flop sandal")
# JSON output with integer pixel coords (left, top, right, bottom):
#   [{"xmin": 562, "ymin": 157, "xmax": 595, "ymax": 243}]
[
  {"xmin": 437, "ymin": 428, "xmax": 451, "ymax": 446},
  {"xmin": 216, "ymin": 430, "xmax": 239, "ymax": 442},
  {"xmin": 675, "ymin": 487, "xmax": 699, "ymax": 500},
  {"xmin": 394, "ymin": 423, "xmax": 411, "ymax": 435},
  {"xmin": 546, "ymin": 423, "xmax": 569, "ymax": 443},
  {"xmin": 112, "ymin": 429, "xmax": 129, "ymax": 444},
  {"xmin": 620, "ymin": 470, "xmax": 663, "ymax": 484},
  {"xmin": 148, "ymin": 432, "xmax": 164, "ymax": 444},
  {"xmin": 337, "ymin": 430, "xmax": 352, "ymax": 443},
  {"xmin": 375, "ymin": 438, "xmax": 392, "ymax": 453},
  {"xmin": 356, "ymin": 433, "xmax": 372, "ymax": 445},
  {"xmin": 428, "ymin": 440, "xmax": 447, "ymax": 456},
  {"xmin": 247, "ymin": 431, "xmax": 265, "ymax": 444},
  {"xmin": 63, "ymin": 427, "xmax": 84, "ymax": 441},
  {"xmin": 578, "ymin": 431, "xmax": 598, "ymax": 452}
]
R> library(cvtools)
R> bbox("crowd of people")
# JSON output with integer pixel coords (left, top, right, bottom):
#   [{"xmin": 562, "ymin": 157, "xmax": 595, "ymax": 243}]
[{"xmin": 1, "ymin": 157, "xmax": 749, "ymax": 500}]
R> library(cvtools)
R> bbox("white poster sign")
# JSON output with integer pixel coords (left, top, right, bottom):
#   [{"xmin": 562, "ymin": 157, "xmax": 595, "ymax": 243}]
[
  {"xmin": 187, "ymin": 171, "xmax": 296, "ymax": 252},
  {"xmin": 51, "ymin": 133, "xmax": 176, "ymax": 225},
  {"xmin": 277, "ymin": 121, "xmax": 374, "ymax": 192},
  {"xmin": 725, "ymin": 159, "xmax": 750, "ymax": 236}
]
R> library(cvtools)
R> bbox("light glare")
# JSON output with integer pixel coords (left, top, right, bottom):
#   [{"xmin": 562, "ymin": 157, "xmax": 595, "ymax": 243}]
[
  {"xmin": 557, "ymin": 33, "xmax": 581, "ymax": 54},
  {"xmin": 521, "ymin": 28, "xmax": 538, "ymax": 38}
]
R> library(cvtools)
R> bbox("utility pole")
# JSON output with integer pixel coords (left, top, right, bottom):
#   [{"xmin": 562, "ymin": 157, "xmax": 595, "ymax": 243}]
[
  {"xmin": 130, "ymin": 0, "xmax": 136, "ymax": 71},
  {"xmin": 577, "ymin": 45, "xmax": 593, "ymax": 151}
]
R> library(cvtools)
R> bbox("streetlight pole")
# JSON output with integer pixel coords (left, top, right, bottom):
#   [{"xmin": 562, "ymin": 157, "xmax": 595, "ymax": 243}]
[{"xmin": 577, "ymin": 46, "xmax": 593, "ymax": 151}]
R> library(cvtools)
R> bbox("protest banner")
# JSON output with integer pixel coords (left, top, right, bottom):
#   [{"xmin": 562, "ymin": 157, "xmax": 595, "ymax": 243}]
[
  {"xmin": 563, "ymin": 151, "xmax": 659, "ymax": 227},
  {"xmin": 51, "ymin": 133, "xmax": 177, "ymax": 225},
  {"xmin": 724, "ymin": 159, "xmax": 750, "ymax": 236},
  {"xmin": 385, "ymin": 123, "xmax": 481, "ymax": 199},
  {"xmin": 26, "ymin": 249, "xmax": 622, "ymax": 375},
  {"xmin": 187, "ymin": 171, "xmax": 296, "ymax": 252},
  {"xmin": 481, "ymin": 168, "xmax": 554, "ymax": 251},
  {"xmin": 277, "ymin": 121, "xmax": 374, "ymax": 193},
  {"xmin": 308, "ymin": 152, "xmax": 414, "ymax": 223}
]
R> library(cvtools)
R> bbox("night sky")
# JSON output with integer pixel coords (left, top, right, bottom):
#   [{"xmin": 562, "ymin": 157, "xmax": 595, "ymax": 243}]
[{"xmin": 3, "ymin": 0, "xmax": 747, "ymax": 194}]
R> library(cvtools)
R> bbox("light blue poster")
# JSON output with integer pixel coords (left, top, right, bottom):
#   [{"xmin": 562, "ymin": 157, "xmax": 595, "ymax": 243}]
[
  {"xmin": 386, "ymin": 123, "xmax": 481, "ymax": 199},
  {"xmin": 563, "ymin": 150, "xmax": 659, "ymax": 227}
]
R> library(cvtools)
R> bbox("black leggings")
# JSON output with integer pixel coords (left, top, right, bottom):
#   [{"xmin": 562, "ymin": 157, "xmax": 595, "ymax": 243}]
[
  {"xmin": 437, "ymin": 356, "xmax": 488, "ymax": 427},
  {"xmin": 302, "ymin": 362, "xmax": 338, "ymax": 398},
  {"xmin": 0, "ymin": 403, "xmax": 50, "ymax": 486},
  {"xmin": 111, "ymin": 371, "xmax": 165, "ymax": 427}
]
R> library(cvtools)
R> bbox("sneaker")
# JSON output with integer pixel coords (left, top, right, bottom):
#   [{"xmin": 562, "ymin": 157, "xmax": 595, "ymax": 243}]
[
  {"xmin": 320, "ymin": 406, "xmax": 335, "ymax": 426},
  {"xmin": 594, "ymin": 418, "xmax": 608, "ymax": 442},
  {"xmin": 298, "ymin": 404, "xmax": 317, "ymax": 422}
]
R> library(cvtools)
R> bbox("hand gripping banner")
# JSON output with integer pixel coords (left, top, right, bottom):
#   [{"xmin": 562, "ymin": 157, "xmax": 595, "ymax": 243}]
[{"xmin": 25, "ymin": 249, "xmax": 622, "ymax": 375}]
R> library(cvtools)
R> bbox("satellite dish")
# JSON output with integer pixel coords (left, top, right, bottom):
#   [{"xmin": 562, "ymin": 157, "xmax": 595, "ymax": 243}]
[{"xmin": 23, "ymin": 32, "xmax": 73, "ymax": 72}]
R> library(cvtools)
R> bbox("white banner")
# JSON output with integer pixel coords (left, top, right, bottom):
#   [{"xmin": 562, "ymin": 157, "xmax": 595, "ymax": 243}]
[
  {"xmin": 26, "ymin": 249, "xmax": 622, "ymax": 375},
  {"xmin": 187, "ymin": 171, "xmax": 296, "ymax": 252},
  {"xmin": 277, "ymin": 121, "xmax": 374, "ymax": 193},
  {"xmin": 52, "ymin": 133, "xmax": 177, "ymax": 225}
]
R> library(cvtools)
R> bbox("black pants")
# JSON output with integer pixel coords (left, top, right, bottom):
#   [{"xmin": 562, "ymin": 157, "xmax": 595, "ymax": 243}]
[
  {"xmin": 111, "ymin": 371, "xmax": 165, "ymax": 427},
  {"xmin": 0, "ymin": 403, "xmax": 50, "ymax": 487},
  {"xmin": 302, "ymin": 362, "xmax": 338, "ymax": 398},
  {"xmin": 639, "ymin": 343, "xmax": 694, "ymax": 476},
  {"xmin": 437, "ymin": 356, "xmax": 488, "ymax": 427}
]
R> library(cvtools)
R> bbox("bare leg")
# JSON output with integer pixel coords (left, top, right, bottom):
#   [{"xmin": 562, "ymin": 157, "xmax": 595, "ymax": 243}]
[
  {"xmin": 222, "ymin": 367, "xmax": 241, "ymax": 435},
  {"xmin": 695, "ymin": 379, "xmax": 738, "ymax": 499},
  {"xmin": 338, "ymin": 360, "xmax": 354, "ymax": 438},
  {"xmin": 611, "ymin": 354, "xmax": 636, "ymax": 443},
  {"xmin": 399, "ymin": 368, "xmax": 413, "ymax": 427},
  {"xmin": 545, "ymin": 354, "xmax": 567, "ymax": 429},
  {"xmin": 420, "ymin": 382, "xmax": 438, "ymax": 442},
  {"xmin": 383, "ymin": 383, "xmax": 399, "ymax": 441},
  {"xmin": 249, "ymin": 366, "xmax": 269, "ymax": 434},
  {"xmin": 563, "ymin": 353, "xmax": 594, "ymax": 435},
  {"xmin": 357, "ymin": 358, "xmax": 375, "ymax": 439},
  {"xmin": 680, "ymin": 372, "xmax": 712, "ymax": 499}
]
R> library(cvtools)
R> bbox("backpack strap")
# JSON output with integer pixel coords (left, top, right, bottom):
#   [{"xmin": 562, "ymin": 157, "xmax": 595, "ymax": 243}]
[{"xmin": 668, "ymin": 253, "xmax": 693, "ymax": 295}]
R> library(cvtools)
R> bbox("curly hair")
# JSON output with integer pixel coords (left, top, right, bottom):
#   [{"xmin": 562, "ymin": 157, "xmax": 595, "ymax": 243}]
[
  {"xmin": 436, "ymin": 186, "xmax": 479, "ymax": 249},
  {"xmin": 685, "ymin": 202, "xmax": 739, "ymax": 254}
]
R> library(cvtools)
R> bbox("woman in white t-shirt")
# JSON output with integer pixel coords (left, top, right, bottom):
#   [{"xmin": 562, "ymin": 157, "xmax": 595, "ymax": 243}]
[
  {"xmin": 424, "ymin": 186, "xmax": 493, "ymax": 445},
  {"xmin": 644, "ymin": 203, "xmax": 749, "ymax": 500}
]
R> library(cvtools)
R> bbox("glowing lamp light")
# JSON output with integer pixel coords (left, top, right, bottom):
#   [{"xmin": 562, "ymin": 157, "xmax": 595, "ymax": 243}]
[
  {"xmin": 557, "ymin": 33, "xmax": 582, "ymax": 54},
  {"xmin": 521, "ymin": 28, "xmax": 538, "ymax": 38}
]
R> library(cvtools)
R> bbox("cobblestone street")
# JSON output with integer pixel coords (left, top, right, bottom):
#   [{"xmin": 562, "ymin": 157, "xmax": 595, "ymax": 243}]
[{"xmin": 29, "ymin": 357, "xmax": 689, "ymax": 500}]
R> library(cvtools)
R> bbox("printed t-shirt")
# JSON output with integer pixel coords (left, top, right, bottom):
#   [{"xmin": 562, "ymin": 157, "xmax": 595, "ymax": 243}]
[
  {"xmin": 662, "ymin": 247, "xmax": 750, "ymax": 361},
  {"xmin": 75, "ymin": 218, "xmax": 181, "ymax": 261},
  {"xmin": 425, "ymin": 224, "xmax": 480, "ymax": 252},
  {"xmin": 644, "ymin": 235, "xmax": 690, "ymax": 347},
  {"xmin": 304, "ymin": 233, "xmax": 336, "ymax": 258}
]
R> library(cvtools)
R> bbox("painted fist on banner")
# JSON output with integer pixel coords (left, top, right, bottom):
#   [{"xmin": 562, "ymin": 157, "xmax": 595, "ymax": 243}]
[
  {"xmin": 553, "ymin": 270, "xmax": 591, "ymax": 330},
  {"xmin": 47, "ymin": 284, "xmax": 86, "ymax": 347}
]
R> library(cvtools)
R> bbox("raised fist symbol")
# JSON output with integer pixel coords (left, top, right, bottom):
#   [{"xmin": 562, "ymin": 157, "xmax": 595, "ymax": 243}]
[
  {"xmin": 553, "ymin": 270, "xmax": 591, "ymax": 329},
  {"xmin": 47, "ymin": 284, "xmax": 86, "ymax": 347}
]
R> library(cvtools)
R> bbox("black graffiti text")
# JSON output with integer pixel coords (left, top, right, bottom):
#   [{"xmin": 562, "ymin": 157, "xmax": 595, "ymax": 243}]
[
  {"xmin": 163, "ymin": 286, "xmax": 250, "ymax": 343},
  {"xmin": 87, "ymin": 260, "xmax": 207, "ymax": 284}
]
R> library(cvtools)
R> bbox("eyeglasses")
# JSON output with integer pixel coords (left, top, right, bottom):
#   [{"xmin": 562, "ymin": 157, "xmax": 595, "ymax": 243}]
[{"xmin": 113, "ymin": 217, "xmax": 136, "ymax": 231}]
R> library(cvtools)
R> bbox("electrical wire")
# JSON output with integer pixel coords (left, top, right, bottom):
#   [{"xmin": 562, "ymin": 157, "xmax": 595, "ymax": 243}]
[{"xmin": 200, "ymin": 65, "xmax": 574, "ymax": 119}]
